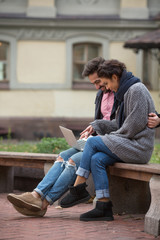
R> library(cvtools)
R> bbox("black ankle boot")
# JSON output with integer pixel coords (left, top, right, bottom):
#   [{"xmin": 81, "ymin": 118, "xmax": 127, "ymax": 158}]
[
  {"xmin": 60, "ymin": 182, "xmax": 91, "ymax": 208},
  {"xmin": 80, "ymin": 201, "xmax": 114, "ymax": 221}
]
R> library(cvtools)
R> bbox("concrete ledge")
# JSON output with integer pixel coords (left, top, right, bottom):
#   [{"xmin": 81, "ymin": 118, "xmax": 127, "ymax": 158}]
[
  {"xmin": 144, "ymin": 175, "xmax": 160, "ymax": 236},
  {"xmin": 27, "ymin": 6, "xmax": 56, "ymax": 18},
  {"xmin": 120, "ymin": 7, "xmax": 149, "ymax": 19}
]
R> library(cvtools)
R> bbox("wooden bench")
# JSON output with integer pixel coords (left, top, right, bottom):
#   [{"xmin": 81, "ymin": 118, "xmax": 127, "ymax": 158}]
[
  {"xmin": 0, "ymin": 151, "xmax": 57, "ymax": 193},
  {"xmin": 0, "ymin": 151, "xmax": 160, "ymax": 236},
  {"xmin": 109, "ymin": 162, "xmax": 160, "ymax": 237}
]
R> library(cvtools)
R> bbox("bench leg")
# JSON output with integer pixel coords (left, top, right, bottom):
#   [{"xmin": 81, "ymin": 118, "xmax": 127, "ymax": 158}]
[
  {"xmin": 44, "ymin": 162, "xmax": 53, "ymax": 175},
  {"xmin": 144, "ymin": 175, "xmax": 160, "ymax": 236},
  {"xmin": 0, "ymin": 166, "xmax": 14, "ymax": 193}
]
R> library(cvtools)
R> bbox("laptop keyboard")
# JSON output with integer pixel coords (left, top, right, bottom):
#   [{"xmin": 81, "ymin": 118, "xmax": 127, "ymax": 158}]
[{"xmin": 76, "ymin": 139, "xmax": 87, "ymax": 150}]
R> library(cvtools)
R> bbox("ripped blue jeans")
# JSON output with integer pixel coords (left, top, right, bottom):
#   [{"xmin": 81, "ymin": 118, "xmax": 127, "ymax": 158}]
[{"xmin": 34, "ymin": 148, "xmax": 82, "ymax": 205}]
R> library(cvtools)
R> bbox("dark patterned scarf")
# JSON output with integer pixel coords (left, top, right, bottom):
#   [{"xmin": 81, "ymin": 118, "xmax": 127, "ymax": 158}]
[{"xmin": 110, "ymin": 70, "xmax": 141, "ymax": 128}]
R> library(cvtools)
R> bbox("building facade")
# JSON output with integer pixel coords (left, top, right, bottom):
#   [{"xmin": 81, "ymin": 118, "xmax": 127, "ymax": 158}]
[{"xmin": 0, "ymin": 0, "xmax": 160, "ymax": 139}]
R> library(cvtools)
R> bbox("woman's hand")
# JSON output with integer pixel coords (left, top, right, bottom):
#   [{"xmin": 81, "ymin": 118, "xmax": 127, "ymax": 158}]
[
  {"xmin": 80, "ymin": 125, "xmax": 94, "ymax": 139},
  {"xmin": 148, "ymin": 113, "xmax": 160, "ymax": 128}
]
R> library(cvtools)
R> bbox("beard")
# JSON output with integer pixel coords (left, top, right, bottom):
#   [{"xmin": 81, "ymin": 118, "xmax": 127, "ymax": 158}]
[
  {"xmin": 101, "ymin": 86, "xmax": 111, "ymax": 93},
  {"xmin": 104, "ymin": 89, "xmax": 111, "ymax": 93}
]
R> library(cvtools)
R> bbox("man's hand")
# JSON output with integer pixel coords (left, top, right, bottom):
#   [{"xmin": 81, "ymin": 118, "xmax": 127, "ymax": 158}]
[
  {"xmin": 148, "ymin": 113, "xmax": 160, "ymax": 128},
  {"xmin": 80, "ymin": 125, "xmax": 94, "ymax": 139}
]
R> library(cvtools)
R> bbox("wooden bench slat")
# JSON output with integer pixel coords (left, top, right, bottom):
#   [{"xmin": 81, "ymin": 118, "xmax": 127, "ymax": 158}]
[
  {"xmin": 0, "ymin": 158, "xmax": 48, "ymax": 169},
  {"xmin": 0, "ymin": 151, "xmax": 57, "ymax": 169},
  {"xmin": 109, "ymin": 167, "xmax": 153, "ymax": 182},
  {"xmin": 0, "ymin": 151, "xmax": 57, "ymax": 160},
  {"xmin": 112, "ymin": 162, "xmax": 160, "ymax": 175}
]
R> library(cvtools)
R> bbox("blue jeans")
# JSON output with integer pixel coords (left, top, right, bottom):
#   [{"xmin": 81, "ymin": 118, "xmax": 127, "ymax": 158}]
[
  {"xmin": 76, "ymin": 136, "xmax": 122, "ymax": 199},
  {"xmin": 35, "ymin": 148, "xmax": 82, "ymax": 205}
]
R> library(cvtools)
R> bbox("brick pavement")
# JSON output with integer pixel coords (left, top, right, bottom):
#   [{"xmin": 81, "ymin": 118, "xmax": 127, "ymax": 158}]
[{"xmin": 0, "ymin": 193, "xmax": 160, "ymax": 240}]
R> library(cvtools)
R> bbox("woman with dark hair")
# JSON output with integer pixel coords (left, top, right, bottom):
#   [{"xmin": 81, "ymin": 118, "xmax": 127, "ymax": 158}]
[{"xmin": 60, "ymin": 59, "xmax": 156, "ymax": 222}]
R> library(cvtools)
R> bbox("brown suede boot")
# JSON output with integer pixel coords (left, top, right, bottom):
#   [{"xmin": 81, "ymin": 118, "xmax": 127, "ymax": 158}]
[{"xmin": 7, "ymin": 192, "xmax": 42, "ymax": 211}]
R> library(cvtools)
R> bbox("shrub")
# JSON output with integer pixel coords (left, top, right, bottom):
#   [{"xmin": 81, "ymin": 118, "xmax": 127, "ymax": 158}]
[
  {"xmin": 36, "ymin": 137, "xmax": 70, "ymax": 154},
  {"xmin": 0, "ymin": 137, "xmax": 160, "ymax": 164},
  {"xmin": 150, "ymin": 143, "xmax": 160, "ymax": 164}
]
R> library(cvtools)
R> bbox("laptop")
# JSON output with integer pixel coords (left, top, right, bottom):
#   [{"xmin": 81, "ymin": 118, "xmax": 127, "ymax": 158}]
[{"xmin": 59, "ymin": 126, "xmax": 87, "ymax": 151}]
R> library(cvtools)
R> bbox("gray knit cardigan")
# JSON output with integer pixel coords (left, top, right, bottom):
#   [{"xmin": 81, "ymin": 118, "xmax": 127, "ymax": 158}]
[{"xmin": 91, "ymin": 83, "xmax": 155, "ymax": 164}]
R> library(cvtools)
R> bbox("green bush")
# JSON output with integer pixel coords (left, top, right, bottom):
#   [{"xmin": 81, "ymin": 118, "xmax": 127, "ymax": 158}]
[
  {"xmin": 150, "ymin": 143, "xmax": 160, "ymax": 164},
  {"xmin": 0, "ymin": 140, "xmax": 37, "ymax": 153},
  {"xmin": 0, "ymin": 137, "xmax": 70, "ymax": 154},
  {"xmin": 36, "ymin": 137, "xmax": 70, "ymax": 154},
  {"xmin": 0, "ymin": 137, "xmax": 160, "ymax": 164}
]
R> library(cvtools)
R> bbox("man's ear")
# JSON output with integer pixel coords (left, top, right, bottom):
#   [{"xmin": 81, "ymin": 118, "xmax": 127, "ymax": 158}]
[{"xmin": 112, "ymin": 74, "xmax": 118, "ymax": 82}]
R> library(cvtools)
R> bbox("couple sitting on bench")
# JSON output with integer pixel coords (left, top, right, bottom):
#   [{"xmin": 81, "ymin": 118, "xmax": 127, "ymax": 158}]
[{"xmin": 7, "ymin": 58, "xmax": 159, "ymax": 221}]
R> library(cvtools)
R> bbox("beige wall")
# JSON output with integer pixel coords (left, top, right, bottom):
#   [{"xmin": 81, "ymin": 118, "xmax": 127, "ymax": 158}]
[
  {"xmin": 150, "ymin": 91, "xmax": 160, "ymax": 113},
  {"xmin": 109, "ymin": 42, "xmax": 137, "ymax": 74},
  {"xmin": 17, "ymin": 41, "xmax": 66, "ymax": 84},
  {"xmin": 121, "ymin": 0, "xmax": 147, "ymax": 8},
  {"xmin": 53, "ymin": 90, "xmax": 95, "ymax": 118},
  {"xmin": 0, "ymin": 90, "xmax": 96, "ymax": 118},
  {"xmin": 1, "ymin": 88, "xmax": 159, "ymax": 117},
  {"xmin": 28, "ymin": 0, "xmax": 54, "ymax": 7},
  {"xmin": 0, "ymin": 91, "xmax": 54, "ymax": 117}
]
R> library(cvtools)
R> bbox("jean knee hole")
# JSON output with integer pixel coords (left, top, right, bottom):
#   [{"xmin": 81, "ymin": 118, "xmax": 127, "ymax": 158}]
[
  {"xmin": 68, "ymin": 159, "xmax": 76, "ymax": 166},
  {"xmin": 56, "ymin": 156, "xmax": 64, "ymax": 162},
  {"xmin": 66, "ymin": 161, "xmax": 77, "ymax": 171}
]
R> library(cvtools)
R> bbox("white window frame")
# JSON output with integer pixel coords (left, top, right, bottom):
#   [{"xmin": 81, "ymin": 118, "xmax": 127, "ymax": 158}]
[
  {"xmin": 66, "ymin": 35, "xmax": 109, "ymax": 89},
  {"xmin": 0, "ymin": 34, "xmax": 16, "ymax": 90}
]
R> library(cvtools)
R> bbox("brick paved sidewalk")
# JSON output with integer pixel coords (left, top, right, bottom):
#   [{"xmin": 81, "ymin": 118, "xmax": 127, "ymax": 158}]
[{"xmin": 0, "ymin": 193, "xmax": 159, "ymax": 240}]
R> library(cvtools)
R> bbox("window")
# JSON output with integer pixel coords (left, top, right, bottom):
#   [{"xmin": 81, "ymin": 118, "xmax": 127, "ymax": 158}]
[
  {"xmin": 0, "ymin": 41, "xmax": 9, "ymax": 89},
  {"xmin": 73, "ymin": 43, "xmax": 102, "ymax": 89},
  {"xmin": 66, "ymin": 35, "xmax": 109, "ymax": 90}
]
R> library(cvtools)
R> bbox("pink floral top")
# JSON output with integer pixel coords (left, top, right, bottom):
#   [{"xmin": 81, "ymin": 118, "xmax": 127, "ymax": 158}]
[{"xmin": 101, "ymin": 91, "xmax": 114, "ymax": 120}]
